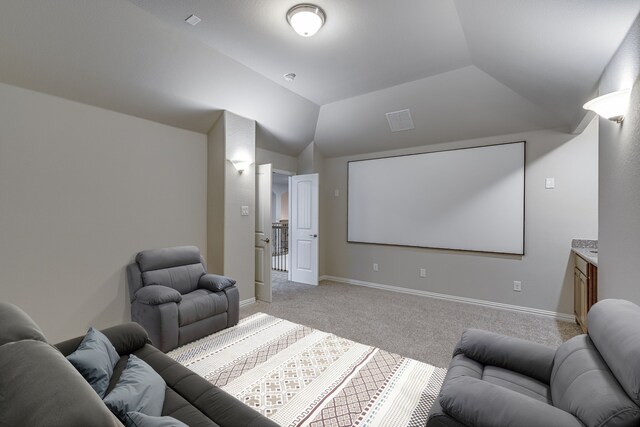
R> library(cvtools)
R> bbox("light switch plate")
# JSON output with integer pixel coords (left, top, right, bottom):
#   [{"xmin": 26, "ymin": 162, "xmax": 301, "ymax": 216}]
[
  {"xmin": 545, "ymin": 177, "xmax": 555, "ymax": 189},
  {"xmin": 241, "ymin": 206, "xmax": 249, "ymax": 216}
]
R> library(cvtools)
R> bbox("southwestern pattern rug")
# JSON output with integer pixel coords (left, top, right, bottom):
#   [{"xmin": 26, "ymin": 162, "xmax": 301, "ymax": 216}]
[{"xmin": 167, "ymin": 313, "xmax": 446, "ymax": 427}]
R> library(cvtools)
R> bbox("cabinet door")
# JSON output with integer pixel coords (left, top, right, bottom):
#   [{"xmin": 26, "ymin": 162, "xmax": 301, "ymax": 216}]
[{"xmin": 574, "ymin": 267, "xmax": 588, "ymax": 332}]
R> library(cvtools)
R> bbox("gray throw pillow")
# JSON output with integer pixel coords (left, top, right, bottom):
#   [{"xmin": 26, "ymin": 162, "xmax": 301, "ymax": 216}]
[
  {"xmin": 103, "ymin": 355, "xmax": 166, "ymax": 420},
  {"xmin": 67, "ymin": 327, "xmax": 120, "ymax": 398},
  {"xmin": 125, "ymin": 412, "xmax": 188, "ymax": 427}
]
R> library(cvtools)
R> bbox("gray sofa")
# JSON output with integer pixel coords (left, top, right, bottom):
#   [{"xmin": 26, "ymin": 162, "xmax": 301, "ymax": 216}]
[
  {"xmin": 428, "ymin": 298, "xmax": 640, "ymax": 427},
  {"xmin": 0, "ymin": 302, "xmax": 278, "ymax": 427},
  {"xmin": 127, "ymin": 246, "xmax": 239, "ymax": 352}
]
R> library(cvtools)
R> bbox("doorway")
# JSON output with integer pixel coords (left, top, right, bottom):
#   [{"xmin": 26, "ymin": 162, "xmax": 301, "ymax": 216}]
[{"xmin": 271, "ymin": 171, "xmax": 290, "ymax": 279}]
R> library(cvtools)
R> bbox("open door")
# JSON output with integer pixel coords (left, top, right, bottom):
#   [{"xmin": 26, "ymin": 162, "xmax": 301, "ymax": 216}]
[
  {"xmin": 255, "ymin": 164, "xmax": 272, "ymax": 302},
  {"xmin": 290, "ymin": 173, "xmax": 319, "ymax": 285}
]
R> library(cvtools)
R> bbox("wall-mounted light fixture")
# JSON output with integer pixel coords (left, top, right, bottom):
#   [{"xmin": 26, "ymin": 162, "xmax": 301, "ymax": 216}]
[
  {"xmin": 230, "ymin": 160, "xmax": 252, "ymax": 174},
  {"xmin": 583, "ymin": 88, "xmax": 632, "ymax": 123},
  {"xmin": 286, "ymin": 4, "xmax": 326, "ymax": 37}
]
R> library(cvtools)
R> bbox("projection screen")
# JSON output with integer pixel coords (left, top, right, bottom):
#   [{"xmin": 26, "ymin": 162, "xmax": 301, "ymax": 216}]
[{"xmin": 347, "ymin": 142, "xmax": 525, "ymax": 255}]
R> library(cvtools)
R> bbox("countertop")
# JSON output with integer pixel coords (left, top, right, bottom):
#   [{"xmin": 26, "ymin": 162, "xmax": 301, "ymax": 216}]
[
  {"xmin": 571, "ymin": 239, "xmax": 598, "ymax": 266},
  {"xmin": 572, "ymin": 247, "xmax": 598, "ymax": 266}
]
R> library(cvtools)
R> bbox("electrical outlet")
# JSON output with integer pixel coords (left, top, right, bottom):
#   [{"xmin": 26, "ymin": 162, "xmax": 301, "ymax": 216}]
[
  {"xmin": 241, "ymin": 206, "xmax": 249, "ymax": 216},
  {"xmin": 334, "ymin": 189, "xmax": 340, "ymax": 197},
  {"xmin": 513, "ymin": 281, "xmax": 522, "ymax": 292},
  {"xmin": 419, "ymin": 268, "xmax": 427, "ymax": 278},
  {"xmin": 373, "ymin": 263, "xmax": 379, "ymax": 272}
]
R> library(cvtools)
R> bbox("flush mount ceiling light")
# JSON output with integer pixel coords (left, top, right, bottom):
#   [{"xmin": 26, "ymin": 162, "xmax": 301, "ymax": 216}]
[
  {"xmin": 286, "ymin": 4, "xmax": 326, "ymax": 37},
  {"xmin": 583, "ymin": 88, "xmax": 632, "ymax": 123}
]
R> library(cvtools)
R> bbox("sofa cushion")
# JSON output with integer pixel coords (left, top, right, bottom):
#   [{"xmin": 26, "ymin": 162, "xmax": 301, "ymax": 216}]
[
  {"xmin": 142, "ymin": 264, "xmax": 205, "ymax": 295},
  {"xmin": 551, "ymin": 334, "xmax": 640, "ymax": 427},
  {"xmin": 178, "ymin": 289, "xmax": 229, "ymax": 327},
  {"xmin": 104, "ymin": 355, "xmax": 166, "ymax": 421},
  {"xmin": 0, "ymin": 302, "xmax": 47, "ymax": 346},
  {"xmin": 67, "ymin": 327, "xmax": 121, "ymax": 398},
  {"xmin": 482, "ymin": 366, "xmax": 551, "ymax": 404},
  {"xmin": 125, "ymin": 411, "xmax": 188, "ymax": 427},
  {"xmin": 588, "ymin": 299, "xmax": 640, "ymax": 406},
  {"xmin": 0, "ymin": 339, "xmax": 121, "ymax": 426}
]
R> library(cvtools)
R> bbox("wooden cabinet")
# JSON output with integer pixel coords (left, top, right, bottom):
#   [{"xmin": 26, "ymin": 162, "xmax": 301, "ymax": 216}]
[{"xmin": 574, "ymin": 253, "xmax": 598, "ymax": 333}]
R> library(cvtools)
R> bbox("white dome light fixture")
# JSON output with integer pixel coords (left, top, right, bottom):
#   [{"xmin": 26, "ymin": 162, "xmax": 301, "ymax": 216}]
[
  {"xmin": 287, "ymin": 4, "xmax": 326, "ymax": 37},
  {"xmin": 583, "ymin": 88, "xmax": 632, "ymax": 123}
]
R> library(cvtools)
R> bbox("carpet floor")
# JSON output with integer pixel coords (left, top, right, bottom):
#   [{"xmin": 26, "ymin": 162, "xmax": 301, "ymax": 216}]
[{"xmin": 241, "ymin": 271, "xmax": 582, "ymax": 368}]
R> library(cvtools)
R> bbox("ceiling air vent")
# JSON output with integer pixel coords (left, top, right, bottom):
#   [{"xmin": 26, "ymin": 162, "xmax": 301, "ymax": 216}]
[
  {"xmin": 386, "ymin": 109, "xmax": 415, "ymax": 133},
  {"xmin": 185, "ymin": 14, "xmax": 202, "ymax": 26}
]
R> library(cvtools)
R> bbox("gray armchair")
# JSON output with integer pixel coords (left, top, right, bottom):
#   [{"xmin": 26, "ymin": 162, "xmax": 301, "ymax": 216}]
[
  {"xmin": 428, "ymin": 299, "xmax": 640, "ymax": 427},
  {"xmin": 127, "ymin": 246, "xmax": 239, "ymax": 352}
]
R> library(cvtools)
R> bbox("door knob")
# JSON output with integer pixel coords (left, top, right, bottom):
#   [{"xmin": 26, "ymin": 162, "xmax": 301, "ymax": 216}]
[
  {"xmin": 261, "ymin": 238, "xmax": 270, "ymax": 243},
  {"xmin": 309, "ymin": 234, "xmax": 318, "ymax": 238}
]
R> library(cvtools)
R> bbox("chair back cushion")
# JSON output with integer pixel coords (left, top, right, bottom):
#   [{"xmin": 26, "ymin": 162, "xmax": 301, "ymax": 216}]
[
  {"xmin": 550, "ymin": 334, "xmax": 640, "ymax": 427},
  {"xmin": 136, "ymin": 246, "xmax": 205, "ymax": 295},
  {"xmin": 588, "ymin": 299, "xmax": 640, "ymax": 406}
]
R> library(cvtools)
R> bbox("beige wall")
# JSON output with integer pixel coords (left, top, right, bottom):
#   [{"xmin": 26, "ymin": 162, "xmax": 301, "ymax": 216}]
[
  {"xmin": 598, "ymin": 14, "xmax": 640, "ymax": 303},
  {"xmin": 322, "ymin": 121, "xmax": 599, "ymax": 315},
  {"xmin": 207, "ymin": 111, "xmax": 256, "ymax": 302},
  {"xmin": 256, "ymin": 147, "xmax": 297, "ymax": 173},
  {"xmin": 0, "ymin": 83, "xmax": 207, "ymax": 342}
]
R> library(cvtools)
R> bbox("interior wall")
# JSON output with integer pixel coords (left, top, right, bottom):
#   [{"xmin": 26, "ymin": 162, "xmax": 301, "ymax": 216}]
[
  {"xmin": 207, "ymin": 115, "xmax": 225, "ymax": 274},
  {"xmin": 223, "ymin": 112, "xmax": 256, "ymax": 302},
  {"xmin": 0, "ymin": 83, "xmax": 207, "ymax": 342},
  {"xmin": 256, "ymin": 147, "xmax": 297, "ymax": 173},
  {"xmin": 322, "ymin": 121, "xmax": 599, "ymax": 315},
  {"xmin": 598, "ymin": 13, "xmax": 640, "ymax": 303}
]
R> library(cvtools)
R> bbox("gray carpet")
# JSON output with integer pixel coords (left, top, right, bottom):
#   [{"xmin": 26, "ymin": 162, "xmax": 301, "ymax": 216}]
[{"xmin": 241, "ymin": 271, "xmax": 581, "ymax": 368}]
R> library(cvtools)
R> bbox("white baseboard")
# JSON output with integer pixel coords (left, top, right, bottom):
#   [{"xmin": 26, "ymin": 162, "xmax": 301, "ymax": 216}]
[
  {"xmin": 319, "ymin": 275, "xmax": 575, "ymax": 322},
  {"xmin": 240, "ymin": 297, "xmax": 256, "ymax": 308}
]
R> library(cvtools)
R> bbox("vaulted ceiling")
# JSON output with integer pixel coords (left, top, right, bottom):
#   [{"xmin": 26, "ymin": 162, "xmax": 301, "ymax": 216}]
[{"xmin": 1, "ymin": 1, "xmax": 639, "ymax": 157}]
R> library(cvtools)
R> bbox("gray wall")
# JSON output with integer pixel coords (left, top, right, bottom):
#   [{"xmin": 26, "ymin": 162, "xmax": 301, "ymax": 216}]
[
  {"xmin": 0, "ymin": 83, "xmax": 207, "ymax": 342},
  {"xmin": 207, "ymin": 111, "xmax": 256, "ymax": 303},
  {"xmin": 598, "ymin": 14, "xmax": 640, "ymax": 303},
  {"xmin": 256, "ymin": 147, "xmax": 297, "ymax": 173},
  {"xmin": 322, "ymin": 121, "xmax": 599, "ymax": 315}
]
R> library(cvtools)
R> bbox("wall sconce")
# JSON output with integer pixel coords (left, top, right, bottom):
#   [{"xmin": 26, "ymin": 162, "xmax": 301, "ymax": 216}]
[
  {"xmin": 230, "ymin": 160, "xmax": 252, "ymax": 174},
  {"xmin": 583, "ymin": 88, "xmax": 632, "ymax": 123}
]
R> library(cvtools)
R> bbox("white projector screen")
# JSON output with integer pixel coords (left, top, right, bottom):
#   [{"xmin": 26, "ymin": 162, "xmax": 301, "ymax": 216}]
[{"xmin": 348, "ymin": 142, "xmax": 525, "ymax": 255}]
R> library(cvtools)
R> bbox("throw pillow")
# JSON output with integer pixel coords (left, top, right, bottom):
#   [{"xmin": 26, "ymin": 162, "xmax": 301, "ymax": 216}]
[
  {"xmin": 66, "ymin": 327, "xmax": 120, "ymax": 398},
  {"xmin": 125, "ymin": 412, "xmax": 188, "ymax": 427},
  {"xmin": 103, "ymin": 355, "xmax": 166, "ymax": 420}
]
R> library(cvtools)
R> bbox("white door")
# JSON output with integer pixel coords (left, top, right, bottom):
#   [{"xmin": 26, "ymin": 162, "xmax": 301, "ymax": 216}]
[
  {"xmin": 255, "ymin": 164, "xmax": 272, "ymax": 302},
  {"xmin": 290, "ymin": 173, "xmax": 319, "ymax": 285}
]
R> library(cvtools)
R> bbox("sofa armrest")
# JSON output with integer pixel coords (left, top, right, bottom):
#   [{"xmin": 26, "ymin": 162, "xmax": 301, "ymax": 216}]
[
  {"xmin": 440, "ymin": 376, "xmax": 583, "ymax": 427},
  {"xmin": 135, "ymin": 285, "xmax": 182, "ymax": 305},
  {"xmin": 199, "ymin": 273, "xmax": 236, "ymax": 292},
  {"xmin": 1, "ymin": 340, "xmax": 123, "ymax": 426},
  {"xmin": 56, "ymin": 322, "xmax": 150, "ymax": 357},
  {"xmin": 454, "ymin": 329, "xmax": 555, "ymax": 383}
]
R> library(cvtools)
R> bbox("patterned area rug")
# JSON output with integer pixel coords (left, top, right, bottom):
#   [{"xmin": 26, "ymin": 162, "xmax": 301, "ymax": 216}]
[{"xmin": 167, "ymin": 313, "xmax": 446, "ymax": 427}]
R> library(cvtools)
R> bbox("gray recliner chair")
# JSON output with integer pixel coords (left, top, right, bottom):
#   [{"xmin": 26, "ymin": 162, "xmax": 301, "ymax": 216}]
[
  {"xmin": 127, "ymin": 245, "xmax": 239, "ymax": 353},
  {"xmin": 428, "ymin": 298, "xmax": 640, "ymax": 427}
]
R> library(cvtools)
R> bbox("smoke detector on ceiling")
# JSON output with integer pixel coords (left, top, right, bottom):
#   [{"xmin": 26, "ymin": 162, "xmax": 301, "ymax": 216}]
[
  {"xmin": 185, "ymin": 14, "xmax": 201, "ymax": 26},
  {"xmin": 283, "ymin": 73, "xmax": 297, "ymax": 82},
  {"xmin": 386, "ymin": 109, "xmax": 415, "ymax": 133}
]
